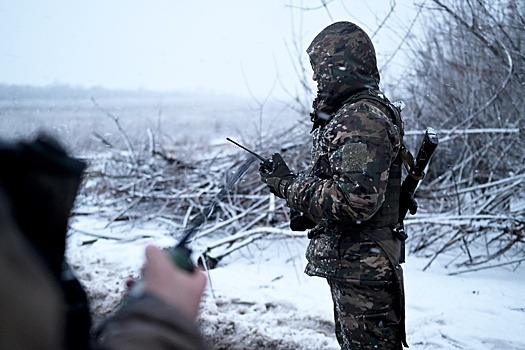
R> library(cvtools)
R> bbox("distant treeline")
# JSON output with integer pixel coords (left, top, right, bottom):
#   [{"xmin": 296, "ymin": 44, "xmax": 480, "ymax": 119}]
[{"xmin": 0, "ymin": 83, "xmax": 189, "ymax": 101}]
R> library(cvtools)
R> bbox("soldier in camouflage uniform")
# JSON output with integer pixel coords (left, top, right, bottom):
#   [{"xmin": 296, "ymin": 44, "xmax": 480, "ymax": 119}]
[{"xmin": 260, "ymin": 22, "xmax": 408, "ymax": 349}]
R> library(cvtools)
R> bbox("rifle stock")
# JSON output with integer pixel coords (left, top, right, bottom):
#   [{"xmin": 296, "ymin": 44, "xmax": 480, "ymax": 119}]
[
  {"xmin": 397, "ymin": 127, "xmax": 439, "ymax": 263},
  {"xmin": 399, "ymin": 127, "xmax": 439, "ymax": 221}
]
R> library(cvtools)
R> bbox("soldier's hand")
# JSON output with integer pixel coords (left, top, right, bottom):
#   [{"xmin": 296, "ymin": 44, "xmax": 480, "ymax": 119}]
[
  {"xmin": 259, "ymin": 153, "xmax": 295, "ymax": 198},
  {"xmin": 289, "ymin": 209, "xmax": 316, "ymax": 231}
]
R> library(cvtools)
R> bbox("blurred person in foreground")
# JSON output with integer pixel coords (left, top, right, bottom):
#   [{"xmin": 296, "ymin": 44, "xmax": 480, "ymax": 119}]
[
  {"xmin": 0, "ymin": 135, "xmax": 207, "ymax": 350},
  {"xmin": 259, "ymin": 22, "xmax": 408, "ymax": 349}
]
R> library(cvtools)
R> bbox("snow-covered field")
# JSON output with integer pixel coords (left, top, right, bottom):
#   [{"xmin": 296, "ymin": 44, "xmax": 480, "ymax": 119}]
[
  {"xmin": 67, "ymin": 216, "xmax": 525, "ymax": 350},
  {"xmin": 0, "ymin": 93, "xmax": 300, "ymax": 152}
]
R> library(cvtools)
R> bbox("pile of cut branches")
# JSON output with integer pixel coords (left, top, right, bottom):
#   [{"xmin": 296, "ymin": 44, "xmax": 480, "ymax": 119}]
[
  {"xmin": 404, "ymin": 130, "xmax": 525, "ymax": 273},
  {"xmin": 74, "ymin": 120, "xmax": 524, "ymax": 273},
  {"xmin": 75, "ymin": 122, "xmax": 312, "ymax": 267}
]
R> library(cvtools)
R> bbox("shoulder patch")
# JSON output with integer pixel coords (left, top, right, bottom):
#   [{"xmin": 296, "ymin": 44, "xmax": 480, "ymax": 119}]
[{"xmin": 336, "ymin": 142, "xmax": 368, "ymax": 173}]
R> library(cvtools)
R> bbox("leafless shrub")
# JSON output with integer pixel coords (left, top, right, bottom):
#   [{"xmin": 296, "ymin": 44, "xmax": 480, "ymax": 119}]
[
  {"xmin": 402, "ymin": 0, "xmax": 524, "ymax": 178},
  {"xmin": 399, "ymin": 0, "xmax": 525, "ymax": 272}
]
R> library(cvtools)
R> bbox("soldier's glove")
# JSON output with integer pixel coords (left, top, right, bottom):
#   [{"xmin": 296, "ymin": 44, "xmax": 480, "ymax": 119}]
[
  {"xmin": 259, "ymin": 153, "xmax": 295, "ymax": 199},
  {"xmin": 290, "ymin": 209, "xmax": 316, "ymax": 231}
]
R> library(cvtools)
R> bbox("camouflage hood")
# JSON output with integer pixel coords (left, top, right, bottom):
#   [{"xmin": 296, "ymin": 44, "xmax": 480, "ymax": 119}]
[{"xmin": 308, "ymin": 21, "xmax": 380, "ymax": 117}]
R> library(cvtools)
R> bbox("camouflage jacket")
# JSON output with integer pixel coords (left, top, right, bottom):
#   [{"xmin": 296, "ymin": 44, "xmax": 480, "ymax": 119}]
[
  {"xmin": 287, "ymin": 98, "xmax": 402, "ymax": 279},
  {"xmin": 284, "ymin": 21, "xmax": 403, "ymax": 280},
  {"xmin": 286, "ymin": 100, "xmax": 402, "ymax": 226}
]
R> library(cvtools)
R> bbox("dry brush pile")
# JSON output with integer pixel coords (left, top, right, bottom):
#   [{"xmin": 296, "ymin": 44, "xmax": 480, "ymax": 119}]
[
  {"xmin": 73, "ymin": 115, "xmax": 524, "ymax": 276},
  {"xmin": 74, "ymin": 121, "xmax": 313, "ymax": 268},
  {"xmin": 403, "ymin": 132, "xmax": 525, "ymax": 273}
]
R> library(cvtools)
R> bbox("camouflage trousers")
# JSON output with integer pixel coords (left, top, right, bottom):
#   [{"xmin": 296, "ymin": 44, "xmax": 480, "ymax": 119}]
[
  {"xmin": 305, "ymin": 227, "xmax": 405, "ymax": 349},
  {"xmin": 326, "ymin": 257, "xmax": 402, "ymax": 350}
]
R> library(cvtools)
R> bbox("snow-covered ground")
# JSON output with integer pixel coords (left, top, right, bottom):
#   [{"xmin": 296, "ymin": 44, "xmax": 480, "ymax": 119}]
[{"xmin": 67, "ymin": 216, "xmax": 525, "ymax": 350}]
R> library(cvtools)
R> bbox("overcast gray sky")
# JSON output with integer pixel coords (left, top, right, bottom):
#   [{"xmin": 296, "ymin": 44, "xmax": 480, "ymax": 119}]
[{"xmin": 0, "ymin": 0, "xmax": 423, "ymax": 98}]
